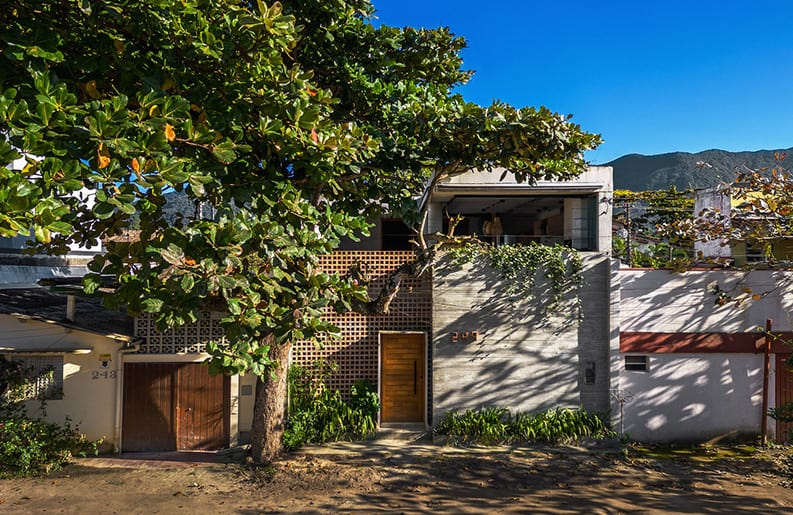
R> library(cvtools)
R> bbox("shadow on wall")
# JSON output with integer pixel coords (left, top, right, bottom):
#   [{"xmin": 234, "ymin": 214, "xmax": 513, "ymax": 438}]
[
  {"xmin": 432, "ymin": 253, "xmax": 610, "ymax": 423},
  {"xmin": 620, "ymin": 269, "xmax": 793, "ymax": 333},
  {"xmin": 620, "ymin": 354, "xmax": 763, "ymax": 442}
]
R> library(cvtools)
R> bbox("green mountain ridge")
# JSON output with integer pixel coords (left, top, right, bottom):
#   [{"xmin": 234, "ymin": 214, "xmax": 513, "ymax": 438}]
[{"xmin": 603, "ymin": 147, "xmax": 793, "ymax": 191}]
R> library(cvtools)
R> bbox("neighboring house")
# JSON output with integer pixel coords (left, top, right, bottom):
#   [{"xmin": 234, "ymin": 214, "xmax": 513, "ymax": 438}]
[
  {"xmin": 0, "ymin": 288, "xmax": 256, "ymax": 452},
  {"xmin": 694, "ymin": 186, "xmax": 793, "ymax": 265},
  {"xmin": 0, "ymin": 288, "xmax": 136, "ymax": 452},
  {"xmin": 617, "ymin": 268, "xmax": 793, "ymax": 442}
]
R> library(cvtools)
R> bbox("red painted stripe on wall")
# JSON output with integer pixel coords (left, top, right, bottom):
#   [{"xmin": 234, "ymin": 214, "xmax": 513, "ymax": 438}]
[{"xmin": 620, "ymin": 332, "xmax": 792, "ymax": 354}]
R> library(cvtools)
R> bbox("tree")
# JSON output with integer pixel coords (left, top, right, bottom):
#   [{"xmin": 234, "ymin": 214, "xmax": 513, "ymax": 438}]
[
  {"xmin": 612, "ymin": 187, "xmax": 694, "ymax": 267},
  {"xmin": 664, "ymin": 153, "xmax": 793, "ymax": 266},
  {"xmin": 0, "ymin": 0, "xmax": 600, "ymax": 463}
]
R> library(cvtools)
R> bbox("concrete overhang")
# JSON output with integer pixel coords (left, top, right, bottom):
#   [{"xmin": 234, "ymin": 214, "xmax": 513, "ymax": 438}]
[
  {"xmin": 0, "ymin": 346, "xmax": 92, "ymax": 355},
  {"xmin": 431, "ymin": 182, "xmax": 605, "ymax": 203}
]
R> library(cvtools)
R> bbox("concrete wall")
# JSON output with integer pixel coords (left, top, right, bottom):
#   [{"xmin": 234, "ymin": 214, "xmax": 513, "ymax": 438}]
[
  {"xmin": 618, "ymin": 268, "xmax": 793, "ymax": 442},
  {"xmin": 693, "ymin": 187, "xmax": 731, "ymax": 259},
  {"xmin": 431, "ymin": 252, "xmax": 613, "ymax": 424}
]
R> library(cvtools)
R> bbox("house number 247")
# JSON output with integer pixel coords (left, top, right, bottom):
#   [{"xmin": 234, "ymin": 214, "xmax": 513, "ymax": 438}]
[{"xmin": 451, "ymin": 331, "xmax": 479, "ymax": 343}]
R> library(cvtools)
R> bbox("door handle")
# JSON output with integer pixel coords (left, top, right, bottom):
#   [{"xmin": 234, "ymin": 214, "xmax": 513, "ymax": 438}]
[{"xmin": 413, "ymin": 360, "xmax": 417, "ymax": 395}]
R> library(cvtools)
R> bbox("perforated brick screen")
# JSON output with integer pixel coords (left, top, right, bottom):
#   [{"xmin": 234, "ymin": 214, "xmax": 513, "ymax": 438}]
[
  {"xmin": 135, "ymin": 312, "xmax": 224, "ymax": 354},
  {"xmin": 134, "ymin": 252, "xmax": 432, "ymax": 397},
  {"xmin": 293, "ymin": 251, "xmax": 432, "ymax": 395}
]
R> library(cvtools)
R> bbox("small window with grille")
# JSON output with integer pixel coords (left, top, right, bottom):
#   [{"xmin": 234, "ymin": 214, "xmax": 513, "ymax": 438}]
[{"xmin": 5, "ymin": 356, "xmax": 64, "ymax": 401}]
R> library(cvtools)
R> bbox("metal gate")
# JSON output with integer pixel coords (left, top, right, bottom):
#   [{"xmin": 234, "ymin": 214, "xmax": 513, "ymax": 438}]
[
  {"xmin": 122, "ymin": 363, "xmax": 230, "ymax": 451},
  {"xmin": 775, "ymin": 354, "xmax": 793, "ymax": 443}
]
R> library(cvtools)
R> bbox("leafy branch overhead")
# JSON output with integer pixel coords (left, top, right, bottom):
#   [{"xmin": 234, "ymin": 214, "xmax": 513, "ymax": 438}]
[{"xmin": 0, "ymin": 0, "xmax": 600, "ymax": 462}]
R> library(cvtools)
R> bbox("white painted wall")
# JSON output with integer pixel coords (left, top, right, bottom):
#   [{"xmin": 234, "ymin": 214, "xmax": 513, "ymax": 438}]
[
  {"xmin": 621, "ymin": 269, "xmax": 793, "ymax": 333},
  {"xmin": 617, "ymin": 268, "xmax": 793, "ymax": 442},
  {"xmin": 619, "ymin": 353, "xmax": 764, "ymax": 441},
  {"xmin": 693, "ymin": 187, "xmax": 731, "ymax": 259}
]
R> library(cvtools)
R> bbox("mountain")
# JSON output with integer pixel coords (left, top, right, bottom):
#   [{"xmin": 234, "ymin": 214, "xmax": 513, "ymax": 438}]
[{"xmin": 603, "ymin": 147, "xmax": 793, "ymax": 191}]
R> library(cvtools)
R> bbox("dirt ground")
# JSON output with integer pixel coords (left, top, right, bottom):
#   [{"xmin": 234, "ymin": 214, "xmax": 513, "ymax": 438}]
[{"xmin": 1, "ymin": 442, "xmax": 793, "ymax": 514}]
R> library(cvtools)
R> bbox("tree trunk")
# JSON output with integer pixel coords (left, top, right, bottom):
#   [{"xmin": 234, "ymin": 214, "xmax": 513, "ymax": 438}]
[{"xmin": 250, "ymin": 336, "xmax": 291, "ymax": 464}]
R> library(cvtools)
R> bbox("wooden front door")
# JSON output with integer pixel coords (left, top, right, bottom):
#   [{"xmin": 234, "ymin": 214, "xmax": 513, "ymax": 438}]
[
  {"xmin": 381, "ymin": 333, "xmax": 425, "ymax": 423},
  {"xmin": 123, "ymin": 363, "xmax": 230, "ymax": 451},
  {"xmin": 776, "ymin": 354, "xmax": 793, "ymax": 443}
]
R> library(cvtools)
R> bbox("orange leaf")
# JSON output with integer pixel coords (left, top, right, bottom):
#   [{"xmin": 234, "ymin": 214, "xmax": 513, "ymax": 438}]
[
  {"xmin": 97, "ymin": 143, "xmax": 111, "ymax": 169},
  {"xmin": 307, "ymin": 88, "xmax": 317, "ymax": 97},
  {"xmin": 165, "ymin": 123, "xmax": 176, "ymax": 141},
  {"xmin": 130, "ymin": 158, "xmax": 140, "ymax": 173},
  {"xmin": 184, "ymin": 257, "xmax": 197, "ymax": 266},
  {"xmin": 310, "ymin": 129, "xmax": 318, "ymax": 143}
]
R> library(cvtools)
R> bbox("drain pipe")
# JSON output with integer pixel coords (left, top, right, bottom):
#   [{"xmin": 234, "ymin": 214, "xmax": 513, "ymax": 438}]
[{"xmin": 113, "ymin": 338, "xmax": 142, "ymax": 453}]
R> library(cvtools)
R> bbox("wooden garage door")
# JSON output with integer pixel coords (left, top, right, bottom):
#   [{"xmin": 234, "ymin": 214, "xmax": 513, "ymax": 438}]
[
  {"xmin": 123, "ymin": 363, "xmax": 230, "ymax": 451},
  {"xmin": 776, "ymin": 354, "xmax": 793, "ymax": 443},
  {"xmin": 381, "ymin": 333, "xmax": 425, "ymax": 423}
]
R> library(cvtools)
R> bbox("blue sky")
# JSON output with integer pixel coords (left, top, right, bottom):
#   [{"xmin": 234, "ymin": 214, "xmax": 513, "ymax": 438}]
[{"xmin": 373, "ymin": 1, "xmax": 793, "ymax": 164}]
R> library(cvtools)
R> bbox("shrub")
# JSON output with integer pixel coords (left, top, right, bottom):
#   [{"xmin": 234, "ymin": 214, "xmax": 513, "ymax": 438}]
[
  {"xmin": 0, "ymin": 416, "xmax": 100, "ymax": 477},
  {"xmin": 283, "ymin": 363, "xmax": 379, "ymax": 451},
  {"xmin": 435, "ymin": 406, "xmax": 615, "ymax": 445},
  {"xmin": 0, "ymin": 357, "xmax": 99, "ymax": 477},
  {"xmin": 350, "ymin": 379, "xmax": 379, "ymax": 419}
]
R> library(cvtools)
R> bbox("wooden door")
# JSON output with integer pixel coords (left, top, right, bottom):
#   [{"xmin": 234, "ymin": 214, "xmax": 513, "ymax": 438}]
[
  {"xmin": 123, "ymin": 363, "xmax": 230, "ymax": 451},
  {"xmin": 776, "ymin": 354, "xmax": 793, "ymax": 443},
  {"xmin": 176, "ymin": 364, "xmax": 230, "ymax": 450},
  {"xmin": 122, "ymin": 363, "xmax": 176, "ymax": 451},
  {"xmin": 381, "ymin": 333, "xmax": 425, "ymax": 423}
]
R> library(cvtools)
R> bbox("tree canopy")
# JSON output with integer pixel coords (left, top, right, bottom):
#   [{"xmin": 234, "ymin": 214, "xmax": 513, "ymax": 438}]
[{"xmin": 0, "ymin": 0, "xmax": 600, "ymax": 462}]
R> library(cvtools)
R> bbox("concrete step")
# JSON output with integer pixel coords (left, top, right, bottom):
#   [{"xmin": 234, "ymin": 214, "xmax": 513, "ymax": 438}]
[{"xmin": 375, "ymin": 423, "xmax": 430, "ymax": 442}]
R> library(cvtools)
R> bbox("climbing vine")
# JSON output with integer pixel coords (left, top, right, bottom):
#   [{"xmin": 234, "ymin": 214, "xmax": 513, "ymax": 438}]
[{"xmin": 449, "ymin": 241, "xmax": 584, "ymax": 313}]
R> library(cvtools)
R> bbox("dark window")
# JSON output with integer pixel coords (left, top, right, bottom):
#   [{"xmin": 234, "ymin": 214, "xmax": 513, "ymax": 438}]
[
  {"xmin": 584, "ymin": 361, "xmax": 596, "ymax": 384},
  {"xmin": 624, "ymin": 355, "xmax": 648, "ymax": 372},
  {"xmin": 381, "ymin": 220, "xmax": 413, "ymax": 250}
]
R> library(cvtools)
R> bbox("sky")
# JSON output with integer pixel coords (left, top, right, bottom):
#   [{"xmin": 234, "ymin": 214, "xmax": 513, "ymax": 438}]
[{"xmin": 372, "ymin": 0, "xmax": 793, "ymax": 164}]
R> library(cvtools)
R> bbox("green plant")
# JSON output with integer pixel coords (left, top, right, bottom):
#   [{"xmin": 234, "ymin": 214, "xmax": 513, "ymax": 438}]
[
  {"xmin": 435, "ymin": 406, "xmax": 615, "ymax": 446},
  {"xmin": 0, "ymin": 416, "xmax": 100, "ymax": 477},
  {"xmin": 449, "ymin": 241, "xmax": 584, "ymax": 313},
  {"xmin": 768, "ymin": 402, "xmax": 793, "ymax": 423},
  {"xmin": 0, "ymin": 357, "xmax": 100, "ymax": 477},
  {"xmin": 350, "ymin": 379, "xmax": 380, "ymax": 419},
  {"xmin": 283, "ymin": 363, "xmax": 378, "ymax": 451}
]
